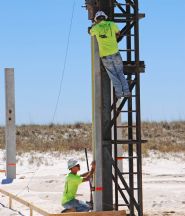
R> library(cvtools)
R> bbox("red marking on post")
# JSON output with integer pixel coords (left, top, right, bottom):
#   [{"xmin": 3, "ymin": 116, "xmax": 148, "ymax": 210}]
[
  {"xmin": 95, "ymin": 187, "xmax": 104, "ymax": 191},
  {"xmin": 116, "ymin": 157, "xmax": 124, "ymax": 160},
  {"xmin": 7, "ymin": 163, "xmax": 16, "ymax": 166},
  {"xmin": 0, "ymin": 170, "xmax": 6, "ymax": 173}
]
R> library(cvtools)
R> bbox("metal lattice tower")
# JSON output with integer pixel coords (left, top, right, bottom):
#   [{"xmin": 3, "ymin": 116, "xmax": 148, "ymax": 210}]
[{"xmin": 85, "ymin": 1, "xmax": 145, "ymax": 215}]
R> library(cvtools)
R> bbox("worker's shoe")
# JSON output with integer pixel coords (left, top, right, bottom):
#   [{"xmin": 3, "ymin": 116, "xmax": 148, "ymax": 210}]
[
  {"xmin": 61, "ymin": 208, "xmax": 76, "ymax": 213},
  {"xmin": 123, "ymin": 92, "xmax": 131, "ymax": 97},
  {"xmin": 86, "ymin": 201, "xmax": 93, "ymax": 210},
  {"xmin": 116, "ymin": 95, "xmax": 122, "ymax": 100}
]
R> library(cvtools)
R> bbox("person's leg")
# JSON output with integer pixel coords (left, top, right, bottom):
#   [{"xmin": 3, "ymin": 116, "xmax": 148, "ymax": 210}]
[
  {"xmin": 63, "ymin": 199, "xmax": 90, "ymax": 212},
  {"xmin": 61, "ymin": 208, "xmax": 76, "ymax": 213},
  {"xmin": 101, "ymin": 56, "xmax": 123, "ymax": 98},
  {"xmin": 62, "ymin": 199, "xmax": 77, "ymax": 211},
  {"xmin": 112, "ymin": 52, "xmax": 130, "ymax": 95},
  {"xmin": 69, "ymin": 199, "xmax": 90, "ymax": 212},
  {"xmin": 75, "ymin": 200, "xmax": 90, "ymax": 212}
]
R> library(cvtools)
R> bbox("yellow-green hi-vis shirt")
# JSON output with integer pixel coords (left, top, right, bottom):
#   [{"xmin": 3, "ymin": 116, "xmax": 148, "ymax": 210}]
[
  {"xmin": 90, "ymin": 20, "xmax": 120, "ymax": 57},
  {"xmin": 61, "ymin": 173, "xmax": 83, "ymax": 205}
]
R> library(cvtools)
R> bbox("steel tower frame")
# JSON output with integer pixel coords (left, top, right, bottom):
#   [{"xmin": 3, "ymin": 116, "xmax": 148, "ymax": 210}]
[{"xmin": 85, "ymin": 1, "xmax": 145, "ymax": 215}]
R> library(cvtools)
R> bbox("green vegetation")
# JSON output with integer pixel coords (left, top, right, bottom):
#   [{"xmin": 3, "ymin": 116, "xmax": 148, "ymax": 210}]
[{"xmin": 0, "ymin": 121, "xmax": 184, "ymax": 154}]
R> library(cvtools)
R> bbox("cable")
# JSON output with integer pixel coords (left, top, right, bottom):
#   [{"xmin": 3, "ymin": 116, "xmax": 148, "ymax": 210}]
[
  {"xmin": 14, "ymin": 0, "xmax": 76, "ymax": 187},
  {"xmin": 15, "ymin": 0, "xmax": 76, "ymax": 198},
  {"xmin": 15, "ymin": 165, "xmax": 40, "ymax": 197},
  {"xmin": 52, "ymin": 0, "xmax": 76, "ymax": 122}
]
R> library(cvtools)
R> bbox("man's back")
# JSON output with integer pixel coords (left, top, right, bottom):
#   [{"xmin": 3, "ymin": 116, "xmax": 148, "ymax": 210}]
[
  {"xmin": 90, "ymin": 20, "xmax": 120, "ymax": 57},
  {"xmin": 61, "ymin": 173, "xmax": 83, "ymax": 205}
]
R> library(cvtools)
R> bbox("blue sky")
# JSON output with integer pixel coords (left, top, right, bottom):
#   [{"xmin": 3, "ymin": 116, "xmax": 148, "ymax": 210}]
[{"xmin": 0, "ymin": 0, "xmax": 184, "ymax": 125}]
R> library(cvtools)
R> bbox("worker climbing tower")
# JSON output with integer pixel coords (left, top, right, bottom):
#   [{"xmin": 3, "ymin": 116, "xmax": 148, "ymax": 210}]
[{"xmin": 85, "ymin": 1, "xmax": 145, "ymax": 215}]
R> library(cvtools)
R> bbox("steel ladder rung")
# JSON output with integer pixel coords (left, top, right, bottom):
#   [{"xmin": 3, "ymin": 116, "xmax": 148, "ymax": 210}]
[
  {"xmin": 125, "ymin": 34, "xmax": 135, "ymax": 36},
  {"xmin": 121, "ymin": 188, "xmax": 139, "ymax": 190},
  {"xmin": 116, "ymin": 125, "xmax": 136, "ymax": 128},
  {"xmin": 119, "ymin": 49, "xmax": 135, "ymax": 52},
  {"xmin": 116, "ymin": 156, "xmax": 138, "ymax": 159},
  {"xmin": 115, "ymin": 2, "xmax": 134, "ymax": 6},
  {"xmin": 120, "ymin": 110, "xmax": 136, "ymax": 113},
  {"xmin": 121, "ymin": 172, "xmax": 138, "ymax": 175},
  {"xmin": 117, "ymin": 203, "xmax": 130, "ymax": 206}
]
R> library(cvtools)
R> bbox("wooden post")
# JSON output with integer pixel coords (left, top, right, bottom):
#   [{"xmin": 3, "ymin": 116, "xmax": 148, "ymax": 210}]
[
  {"xmin": 9, "ymin": 197, "xmax": 12, "ymax": 209},
  {"xmin": 5, "ymin": 68, "xmax": 16, "ymax": 179},
  {"xmin": 30, "ymin": 208, "xmax": 33, "ymax": 216}
]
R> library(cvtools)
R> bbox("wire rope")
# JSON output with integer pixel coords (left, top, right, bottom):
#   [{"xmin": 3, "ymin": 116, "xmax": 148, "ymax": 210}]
[
  {"xmin": 9, "ymin": 1, "xmax": 76, "ymax": 199},
  {"xmin": 52, "ymin": 0, "xmax": 76, "ymax": 122}
]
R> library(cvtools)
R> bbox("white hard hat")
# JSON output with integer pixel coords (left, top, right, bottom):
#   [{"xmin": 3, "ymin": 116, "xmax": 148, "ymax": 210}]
[
  {"xmin": 67, "ymin": 158, "xmax": 79, "ymax": 169},
  {"xmin": 94, "ymin": 11, "xmax": 108, "ymax": 22}
]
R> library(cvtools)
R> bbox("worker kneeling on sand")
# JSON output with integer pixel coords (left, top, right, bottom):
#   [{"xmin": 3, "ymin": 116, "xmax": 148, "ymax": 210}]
[{"xmin": 61, "ymin": 158, "xmax": 95, "ymax": 212}]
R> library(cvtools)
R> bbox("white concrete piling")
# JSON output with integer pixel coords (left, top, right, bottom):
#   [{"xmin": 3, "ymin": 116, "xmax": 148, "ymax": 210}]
[{"xmin": 5, "ymin": 68, "xmax": 16, "ymax": 179}]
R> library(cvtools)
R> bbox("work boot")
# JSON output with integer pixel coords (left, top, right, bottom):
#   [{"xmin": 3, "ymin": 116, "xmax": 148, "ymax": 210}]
[
  {"xmin": 116, "ymin": 95, "xmax": 122, "ymax": 100},
  {"xmin": 61, "ymin": 208, "xmax": 76, "ymax": 213},
  {"xmin": 86, "ymin": 201, "xmax": 93, "ymax": 210},
  {"xmin": 123, "ymin": 92, "xmax": 131, "ymax": 97}
]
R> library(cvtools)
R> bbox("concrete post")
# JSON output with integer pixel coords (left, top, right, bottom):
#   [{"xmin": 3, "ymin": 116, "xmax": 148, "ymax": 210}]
[
  {"xmin": 5, "ymin": 68, "xmax": 16, "ymax": 179},
  {"xmin": 91, "ymin": 37, "xmax": 103, "ymax": 211}
]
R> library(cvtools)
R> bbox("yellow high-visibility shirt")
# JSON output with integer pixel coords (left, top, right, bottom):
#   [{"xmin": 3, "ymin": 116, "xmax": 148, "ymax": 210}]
[
  {"xmin": 90, "ymin": 20, "xmax": 120, "ymax": 57},
  {"xmin": 61, "ymin": 173, "xmax": 83, "ymax": 205}
]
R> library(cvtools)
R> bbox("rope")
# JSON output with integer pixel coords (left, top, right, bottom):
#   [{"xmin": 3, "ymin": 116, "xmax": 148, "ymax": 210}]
[
  {"xmin": 1, "ymin": 2, "xmax": 90, "ymax": 211},
  {"xmin": 15, "ymin": 165, "xmax": 40, "ymax": 197},
  {"xmin": 14, "ymin": 0, "xmax": 77, "ymax": 198},
  {"xmin": 52, "ymin": 0, "xmax": 76, "ymax": 122}
]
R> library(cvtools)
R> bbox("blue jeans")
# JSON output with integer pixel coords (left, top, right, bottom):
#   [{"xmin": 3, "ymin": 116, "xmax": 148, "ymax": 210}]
[
  {"xmin": 101, "ymin": 52, "xmax": 130, "ymax": 98},
  {"xmin": 63, "ymin": 199, "xmax": 90, "ymax": 212}
]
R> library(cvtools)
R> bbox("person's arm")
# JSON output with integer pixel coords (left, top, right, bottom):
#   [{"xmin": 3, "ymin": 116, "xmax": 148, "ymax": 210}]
[
  {"xmin": 82, "ymin": 169, "xmax": 94, "ymax": 182},
  {"xmin": 116, "ymin": 31, "xmax": 121, "ymax": 39},
  {"xmin": 111, "ymin": 22, "xmax": 121, "ymax": 40},
  {"xmin": 88, "ymin": 23, "xmax": 96, "ymax": 35},
  {"xmin": 80, "ymin": 171, "xmax": 89, "ymax": 177},
  {"xmin": 82, "ymin": 161, "xmax": 96, "ymax": 182}
]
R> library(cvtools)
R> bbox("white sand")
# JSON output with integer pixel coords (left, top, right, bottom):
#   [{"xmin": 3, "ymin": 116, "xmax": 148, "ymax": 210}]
[{"xmin": 0, "ymin": 150, "xmax": 185, "ymax": 216}]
